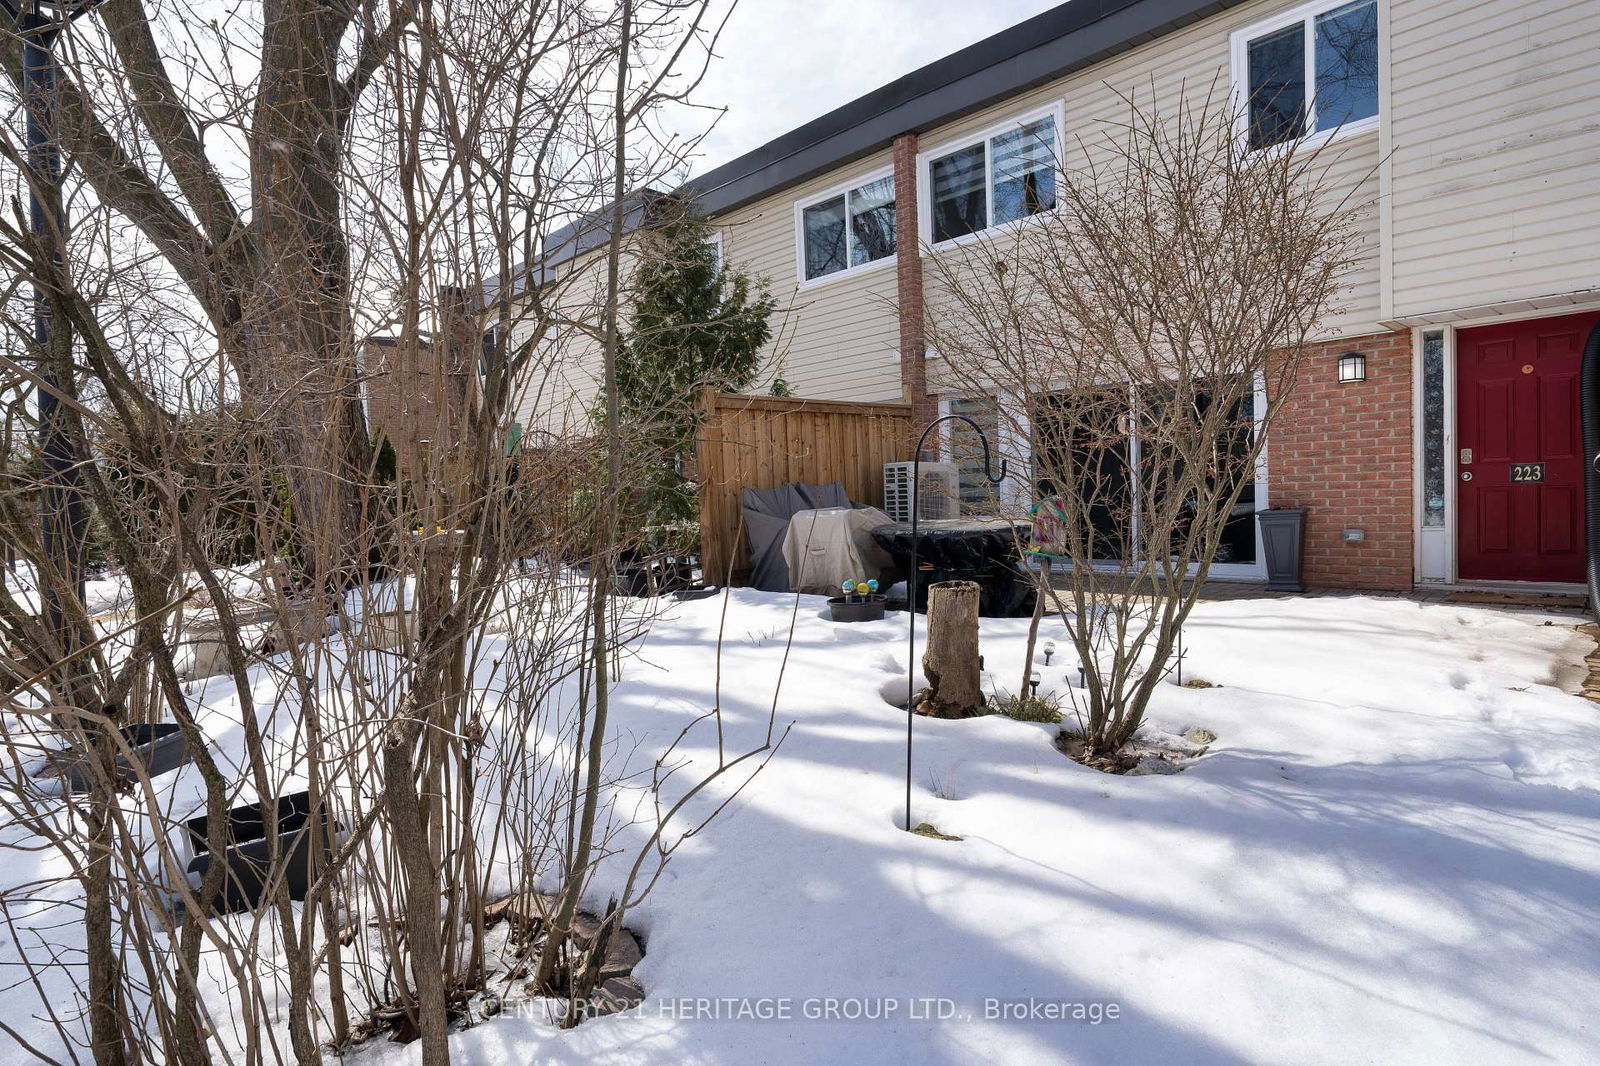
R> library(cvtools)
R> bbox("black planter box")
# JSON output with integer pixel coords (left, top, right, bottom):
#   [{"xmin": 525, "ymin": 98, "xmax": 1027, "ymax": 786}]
[
  {"xmin": 828, "ymin": 594, "xmax": 887, "ymax": 622},
  {"xmin": 1257, "ymin": 508, "xmax": 1308, "ymax": 592},
  {"xmin": 44, "ymin": 722, "xmax": 192, "ymax": 793},
  {"xmin": 183, "ymin": 792, "xmax": 335, "ymax": 913}
]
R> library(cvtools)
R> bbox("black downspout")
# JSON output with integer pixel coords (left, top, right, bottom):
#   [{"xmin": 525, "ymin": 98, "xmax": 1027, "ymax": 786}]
[
  {"xmin": 21, "ymin": 9, "xmax": 88, "ymax": 627},
  {"xmin": 1581, "ymin": 320, "xmax": 1600, "ymax": 622}
]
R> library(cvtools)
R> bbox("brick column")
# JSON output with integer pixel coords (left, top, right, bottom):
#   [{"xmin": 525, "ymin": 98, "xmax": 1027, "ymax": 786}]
[
  {"xmin": 1271, "ymin": 329, "xmax": 1415, "ymax": 590},
  {"xmin": 893, "ymin": 132, "xmax": 937, "ymax": 438}
]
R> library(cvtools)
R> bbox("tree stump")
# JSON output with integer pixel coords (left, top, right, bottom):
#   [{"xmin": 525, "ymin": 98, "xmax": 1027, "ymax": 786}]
[{"xmin": 917, "ymin": 580, "xmax": 983, "ymax": 718}]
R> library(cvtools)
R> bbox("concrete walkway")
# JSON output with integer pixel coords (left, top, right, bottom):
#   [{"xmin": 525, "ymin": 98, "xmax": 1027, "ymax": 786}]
[{"xmin": 1045, "ymin": 573, "xmax": 1591, "ymax": 615}]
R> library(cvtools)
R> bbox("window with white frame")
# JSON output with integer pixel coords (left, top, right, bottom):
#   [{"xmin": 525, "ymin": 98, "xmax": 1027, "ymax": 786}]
[
  {"xmin": 1421, "ymin": 330, "xmax": 1446, "ymax": 528},
  {"xmin": 798, "ymin": 171, "xmax": 895, "ymax": 282},
  {"xmin": 1032, "ymin": 377, "xmax": 1262, "ymax": 567},
  {"xmin": 947, "ymin": 395, "xmax": 1001, "ymax": 514},
  {"xmin": 927, "ymin": 112, "xmax": 1058, "ymax": 245},
  {"xmin": 1236, "ymin": 0, "xmax": 1379, "ymax": 151}
]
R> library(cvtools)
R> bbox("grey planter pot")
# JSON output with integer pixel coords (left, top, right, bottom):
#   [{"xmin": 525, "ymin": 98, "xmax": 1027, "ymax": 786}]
[
  {"xmin": 1257, "ymin": 508, "xmax": 1307, "ymax": 592},
  {"xmin": 1254, "ymin": 505, "xmax": 1305, "ymax": 589},
  {"xmin": 828, "ymin": 594, "xmax": 887, "ymax": 622}
]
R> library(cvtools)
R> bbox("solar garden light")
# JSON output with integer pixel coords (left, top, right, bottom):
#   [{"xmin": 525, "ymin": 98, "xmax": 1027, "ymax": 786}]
[
  {"xmin": 839, "ymin": 578, "xmax": 880, "ymax": 604},
  {"xmin": 1029, "ymin": 671, "xmax": 1041, "ymax": 697},
  {"xmin": 1042, "ymin": 640, "xmax": 1056, "ymax": 666}
]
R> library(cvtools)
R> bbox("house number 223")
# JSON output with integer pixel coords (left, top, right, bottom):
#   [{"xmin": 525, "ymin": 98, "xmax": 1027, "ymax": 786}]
[{"xmin": 1511, "ymin": 463, "xmax": 1546, "ymax": 483}]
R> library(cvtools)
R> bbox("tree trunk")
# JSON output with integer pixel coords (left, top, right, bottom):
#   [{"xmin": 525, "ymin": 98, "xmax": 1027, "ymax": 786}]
[
  {"xmin": 83, "ymin": 797, "xmax": 130, "ymax": 1066},
  {"xmin": 234, "ymin": 0, "xmax": 371, "ymax": 589},
  {"xmin": 1019, "ymin": 558, "xmax": 1050, "ymax": 698},
  {"xmin": 382, "ymin": 728, "xmax": 451, "ymax": 1066},
  {"xmin": 918, "ymin": 580, "xmax": 983, "ymax": 718}
]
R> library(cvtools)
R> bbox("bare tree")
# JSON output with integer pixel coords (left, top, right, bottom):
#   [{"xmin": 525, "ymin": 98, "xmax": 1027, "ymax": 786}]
[
  {"xmin": 0, "ymin": 0, "xmax": 414, "ymax": 586},
  {"xmin": 0, "ymin": 1, "xmax": 789, "ymax": 1064},
  {"xmin": 926, "ymin": 83, "xmax": 1364, "ymax": 760}
]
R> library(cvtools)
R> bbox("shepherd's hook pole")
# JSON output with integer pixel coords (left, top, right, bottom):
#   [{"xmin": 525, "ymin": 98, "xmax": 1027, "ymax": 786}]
[{"xmin": 906, "ymin": 415, "xmax": 1006, "ymax": 832}]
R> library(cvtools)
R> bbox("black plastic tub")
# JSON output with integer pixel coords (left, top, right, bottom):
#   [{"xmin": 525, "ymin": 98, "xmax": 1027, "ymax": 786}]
[
  {"xmin": 828, "ymin": 594, "xmax": 887, "ymax": 623},
  {"xmin": 673, "ymin": 584, "xmax": 720, "ymax": 601},
  {"xmin": 183, "ymin": 791, "xmax": 335, "ymax": 913},
  {"xmin": 46, "ymin": 722, "xmax": 192, "ymax": 793}
]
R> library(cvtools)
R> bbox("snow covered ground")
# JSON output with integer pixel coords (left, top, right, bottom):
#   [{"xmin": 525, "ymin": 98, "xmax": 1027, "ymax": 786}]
[
  {"xmin": 435, "ymin": 590, "xmax": 1600, "ymax": 1066},
  {"xmin": 5, "ymin": 588, "xmax": 1600, "ymax": 1064}
]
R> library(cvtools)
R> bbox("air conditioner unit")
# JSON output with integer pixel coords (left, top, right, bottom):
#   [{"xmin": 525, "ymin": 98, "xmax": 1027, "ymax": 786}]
[{"xmin": 883, "ymin": 461, "xmax": 960, "ymax": 523}]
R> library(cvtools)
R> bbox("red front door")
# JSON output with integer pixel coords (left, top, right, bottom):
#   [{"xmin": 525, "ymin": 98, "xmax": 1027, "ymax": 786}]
[{"xmin": 1457, "ymin": 311, "xmax": 1598, "ymax": 583}]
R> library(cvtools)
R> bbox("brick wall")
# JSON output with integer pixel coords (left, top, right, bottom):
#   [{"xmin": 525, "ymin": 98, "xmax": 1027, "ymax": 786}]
[
  {"xmin": 364, "ymin": 338, "xmax": 458, "ymax": 472},
  {"xmin": 1270, "ymin": 330, "xmax": 1414, "ymax": 590},
  {"xmin": 893, "ymin": 133, "xmax": 938, "ymax": 436},
  {"xmin": 365, "ymin": 288, "xmax": 482, "ymax": 480}
]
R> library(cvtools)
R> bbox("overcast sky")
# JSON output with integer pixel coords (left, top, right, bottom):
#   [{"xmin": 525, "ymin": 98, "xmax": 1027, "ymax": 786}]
[{"xmin": 680, "ymin": 0, "xmax": 1065, "ymax": 176}]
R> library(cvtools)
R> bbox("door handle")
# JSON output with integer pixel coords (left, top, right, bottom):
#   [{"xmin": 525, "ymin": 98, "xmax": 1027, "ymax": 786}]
[{"xmin": 1460, "ymin": 471, "xmax": 1473, "ymax": 482}]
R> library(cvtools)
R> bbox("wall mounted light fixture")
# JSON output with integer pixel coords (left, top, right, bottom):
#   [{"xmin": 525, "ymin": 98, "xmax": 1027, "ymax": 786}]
[{"xmin": 1337, "ymin": 351, "xmax": 1368, "ymax": 384}]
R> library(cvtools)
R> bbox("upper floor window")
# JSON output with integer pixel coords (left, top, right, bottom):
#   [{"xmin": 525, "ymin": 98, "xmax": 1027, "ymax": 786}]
[
  {"xmin": 1235, "ymin": 0, "xmax": 1379, "ymax": 151},
  {"xmin": 925, "ymin": 111, "xmax": 1058, "ymax": 245},
  {"xmin": 798, "ymin": 170, "xmax": 896, "ymax": 282}
]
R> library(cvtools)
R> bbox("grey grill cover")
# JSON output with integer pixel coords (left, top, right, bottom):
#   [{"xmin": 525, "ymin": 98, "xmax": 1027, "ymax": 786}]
[{"xmin": 740, "ymin": 481, "xmax": 863, "ymax": 591}]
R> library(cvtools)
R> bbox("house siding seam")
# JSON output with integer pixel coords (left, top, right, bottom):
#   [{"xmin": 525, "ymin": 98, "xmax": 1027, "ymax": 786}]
[{"xmin": 1271, "ymin": 330, "xmax": 1415, "ymax": 591}]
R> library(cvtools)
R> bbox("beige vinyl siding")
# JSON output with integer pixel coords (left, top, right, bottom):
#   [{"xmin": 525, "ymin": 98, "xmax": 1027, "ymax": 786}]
[
  {"xmin": 1387, "ymin": 0, "xmax": 1600, "ymax": 319},
  {"xmin": 715, "ymin": 150, "xmax": 903, "ymax": 403},
  {"xmin": 516, "ymin": 0, "xmax": 1399, "ymax": 420},
  {"xmin": 1308, "ymin": 135, "xmax": 1382, "ymax": 337},
  {"xmin": 915, "ymin": 0, "xmax": 1384, "ymax": 345},
  {"xmin": 507, "ymin": 248, "xmax": 625, "ymax": 439},
  {"xmin": 508, "ymin": 316, "xmax": 603, "ymax": 440}
]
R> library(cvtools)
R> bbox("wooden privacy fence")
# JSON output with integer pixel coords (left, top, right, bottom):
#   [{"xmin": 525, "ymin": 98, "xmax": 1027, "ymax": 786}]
[{"xmin": 693, "ymin": 388, "xmax": 913, "ymax": 585}]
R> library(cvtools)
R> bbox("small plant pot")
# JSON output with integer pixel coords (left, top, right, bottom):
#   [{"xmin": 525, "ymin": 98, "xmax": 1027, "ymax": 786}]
[
  {"xmin": 182, "ymin": 791, "xmax": 338, "ymax": 913},
  {"xmin": 828, "ymin": 594, "xmax": 887, "ymax": 623},
  {"xmin": 43, "ymin": 723, "xmax": 192, "ymax": 793}
]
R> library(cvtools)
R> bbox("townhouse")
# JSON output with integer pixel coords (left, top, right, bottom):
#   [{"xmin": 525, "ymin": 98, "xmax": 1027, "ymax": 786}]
[{"xmin": 514, "ymin": 0, "xmax": 1600, "ymax": 592}]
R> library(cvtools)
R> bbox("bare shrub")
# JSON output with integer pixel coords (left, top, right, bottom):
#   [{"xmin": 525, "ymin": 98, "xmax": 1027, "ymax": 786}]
[
  {"xmin": 926, "ymin": 83, "xmax": 1365, "ymax": 758},
  {"xmin": 0, "ymin": 2, "xmax": 788, "ymax": 1063}
]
